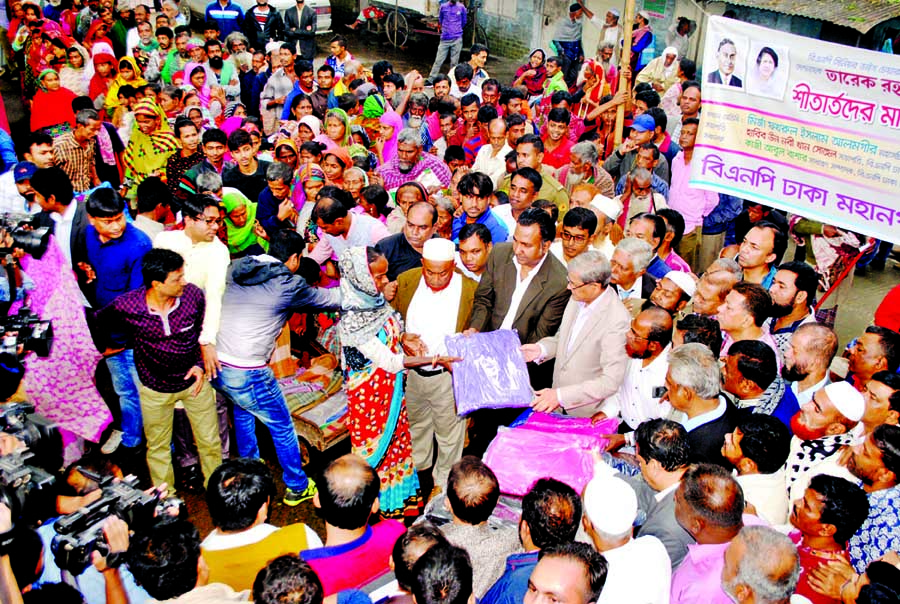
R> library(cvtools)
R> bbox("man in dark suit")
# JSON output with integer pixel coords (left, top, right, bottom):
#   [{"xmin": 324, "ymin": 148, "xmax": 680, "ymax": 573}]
[
  {"xmin": 465, "ymin": 207, "xmax": 570, "ymax": 453},
  {"xmin": 31, "ymin": 166, "xmax": 91, "ymax": 292},
  {"xmin": 706, "ymin": 38, "xmax": 742, "ymax": 87},
  {"xmin": 283, "ymin": 0, "xmax": 316, "ymax": 61},
  {"xmin": 622, "ymin": 418, "xmax": 694, "ymax": 569},
  {"xmin": 392, "ymin": 238, "xmax": 477, "ymax": 493},
  {"xmin": 665, "ymin": 342, "xmax": 739, "ymax": 467}
]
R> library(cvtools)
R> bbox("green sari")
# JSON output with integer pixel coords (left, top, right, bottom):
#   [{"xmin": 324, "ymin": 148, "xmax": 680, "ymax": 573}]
[{"xmin": 221, "ymin": 188, "xmax": 269, "ymax": 255}]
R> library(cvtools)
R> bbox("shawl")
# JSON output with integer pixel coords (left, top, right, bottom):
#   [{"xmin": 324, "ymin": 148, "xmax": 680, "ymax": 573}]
[
  {"xmin": 83, "ymin": 20, "xmax": 112, "ymax": 52},
  {"xmin": 221, "ymin": 187, "xmax": 267, "ymax": 253},
  {"xmin": 88, "ymin": 50, "xmax": 117, "ymax": 100},
  {"xmin": 362, "ymin": 94, "xmax": 387, "ymax": 119},
  {"xmin": 298, "ymin": 115, "xmax": 322, "ymax": 137},
  {"xmin": 106, "ymin": 55, "xmax": 147, "ymax": 110},
  {"xmin": 325, "ymin": 107, "xmax": 354, "ymax": 147},
  {"xmin": 632, "ymin": 24, "xmax": 652, "ymax": 45},
  {"xmin": 378, "ymin": 110, "xmax": 403, "ymax": 164},
  {"xmin": 338, "ymin": 247, "xmax": 396, "ymax": 348},
  {"xmin": 220, "ymin": 115, "xmax": 245, "ymax": 136},
  {"xmin": 123, "ymin": 98, "xmax": 180, "ymax": 188},
  {"xmin": 224, "ymin": 101, "xmax": 245, "ymax": 119},
  {"xmin": 30, "ymin": 82, "xmax": 77, "ymax": 131},
  {"xmin": 58, "ymin": 44, "xmax": 94, "ymax": 97},
  {"xmin": 183, "ymin": 61, "xmax": 212, "ymax": 106}
]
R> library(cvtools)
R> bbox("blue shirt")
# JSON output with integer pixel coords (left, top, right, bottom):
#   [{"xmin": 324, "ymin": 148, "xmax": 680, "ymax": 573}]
[
  {"xmin": 849, "ymin": 485, "xmax": 900, "ymax": 572},
  {"xmin": 452, "ymin": 209, "xmax": 508, "ymax": 245},
  {"xmin": 438, "ymin": 0, "xmax": 467, "ymax": 40},
  {"xmin": 281, "ymin": 82, "xmax": 317, "ymax": 120},
  {"xmin": 205, "ymin": 0, "xmax": 245, "ymax": 37},
  {"xmin": 646, "ymin": 255, "xmax": 671, "ymax": 280},
  {"xmin": 481, "ymin": 551, "xmax": 539, "ymax": 604},
  {"xmin": 86, "ymin": 224, "xmax": 152, "ymax": 309}
]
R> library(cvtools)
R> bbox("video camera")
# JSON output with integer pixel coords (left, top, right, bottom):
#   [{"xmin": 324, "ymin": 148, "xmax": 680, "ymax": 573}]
[
  {"xmin": 51, "ymin": 472, "xmax": 183, "ymax": 576},
  {"xmin": 0, "ymin": 403, "xmax": 62, "ymax": 472},
  {"xmin": 0, "ymin": 213, "xmax": 51, "ymax": 260},
  {"xmin": 1, "ymin": 307, "xmax": 53, "ymax": 401}
]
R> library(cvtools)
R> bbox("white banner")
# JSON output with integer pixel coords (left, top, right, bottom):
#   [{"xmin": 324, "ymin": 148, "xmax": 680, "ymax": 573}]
[{"xmin": 690, "ymin": 16, "xmax": 900, "ymax": 244}]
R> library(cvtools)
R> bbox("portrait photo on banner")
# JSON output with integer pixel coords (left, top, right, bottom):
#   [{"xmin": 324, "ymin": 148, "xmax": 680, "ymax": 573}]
[
  {"xmin": 746, "ymin": 41, "xmax": 790, "ymax": 101},
  {"xmin": 705, "ymin": 33, "xmax": 749, "ymax": 91}
]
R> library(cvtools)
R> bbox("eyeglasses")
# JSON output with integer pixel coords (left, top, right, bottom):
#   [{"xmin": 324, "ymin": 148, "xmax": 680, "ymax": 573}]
[
  {"xmin": 566, "ymin": 278, "xmax": 592, "ymax": 290},
  {"xmin": 628, "ymin": 327, "xmax": 650, "ymax": 341},
  {"xmin": 193, "ymin": 216, "xmax": 223, "ymax": 226},
  {"xmin": 561, "ymin": 231, "xmax": 588, "ymax": 244}
]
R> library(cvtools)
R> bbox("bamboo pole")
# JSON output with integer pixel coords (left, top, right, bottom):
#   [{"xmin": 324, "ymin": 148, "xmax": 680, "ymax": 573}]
[{"xmin": 615, "ymin": 0, "xmax": 636, "ymax": 145}]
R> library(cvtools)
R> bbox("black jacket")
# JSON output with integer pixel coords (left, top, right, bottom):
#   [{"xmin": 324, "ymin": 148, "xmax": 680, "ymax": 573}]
[
  {"xmin": 241, "ymin": 7, "xmax": 284, "ymax": 51},
  {"xmin": 283, "ymin": 4, "xmax": 317, "ymax": 60}
]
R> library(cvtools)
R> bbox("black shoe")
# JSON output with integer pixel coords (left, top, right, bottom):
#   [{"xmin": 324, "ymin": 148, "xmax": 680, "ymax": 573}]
[
  {"xmin": 870, "ymin": 260, "xmax": 886, "ymax": 271},
  {"xmin": 176, "ymin": 464, "xmax": 204, "ymax": 493}
]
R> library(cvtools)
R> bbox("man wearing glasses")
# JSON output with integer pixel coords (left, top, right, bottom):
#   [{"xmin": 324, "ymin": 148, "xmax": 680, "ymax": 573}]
[
  {"xmin": 520, "ymin": 249, "xmax": 630, "ymax": 418},
  {"xmin": 549, "ymin": 206, "xmax": 596, "ymax": 267},
  {"xmin": 284, "ymin": 0, "xmax": 317, "ymax": 61}
]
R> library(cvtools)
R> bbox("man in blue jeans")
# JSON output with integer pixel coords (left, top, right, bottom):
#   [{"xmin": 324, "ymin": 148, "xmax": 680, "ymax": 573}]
[
  {"xmin": 427, "ymin": 0, "xmax": 466, "ymax": 82},
  {"xmin": 84, "ymin": 187, "xmax": 152, "ymax": 455},
  {"xmin": 213, "ymin": 229, "xmax": 341, "ymax": 505}
]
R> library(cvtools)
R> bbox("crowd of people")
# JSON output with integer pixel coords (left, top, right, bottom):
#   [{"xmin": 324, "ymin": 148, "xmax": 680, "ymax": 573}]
[{"xmin": 0, "ymin": 0, "xmax": 900, "ymax": 603}]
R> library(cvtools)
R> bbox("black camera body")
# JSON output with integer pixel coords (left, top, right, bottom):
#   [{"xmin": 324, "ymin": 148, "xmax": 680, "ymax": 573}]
[
  {"xmin": 0, "ymin": 307, "xmax": 53, "ymax": 401},
  {"xmin": 0, "ymin": 213, "xmax": 51, "ymax": 260},
  {"xmin": 51, "ymin": 474, "xmax": 182, "ymax": 576},
  {"xmin": 0, "ymin": 403, "xmax": 62, "ymax": 473},
  {"xmin": 0, "ymin": 449, "xmax": 56, "ymax": 529}
]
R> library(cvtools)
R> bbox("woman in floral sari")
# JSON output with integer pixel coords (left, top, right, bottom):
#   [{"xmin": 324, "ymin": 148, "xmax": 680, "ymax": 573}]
[
  {"xmin": 122, "ymin": 98, "xmax": 180, "ymax": 198},
  {"xmin": 337, "ymin": 246, "xmax": 458, "ymax": 519}
]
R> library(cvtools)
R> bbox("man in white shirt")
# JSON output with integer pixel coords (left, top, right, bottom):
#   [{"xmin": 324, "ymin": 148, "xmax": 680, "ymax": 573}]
[
  {"xmin": 472, "ymin": 118, "xmax": 512, "ymax": 188},
  {"xmin": 310, "ymin": 191, "xmax": 390, "ymax": 265},
  {"xmin": 601, "ymin": 307, "xmax": 673, "ymax": 449},
  {"xmin": 721, "ymin": 414, "xmax": 791, "ymax": 525},
  {"xmin": 521, "ymin": 250, "xmax": 629, "ymax": 418},
  {"xmin": 392, "ymin": 239, "xmax": 477, "ymax": 490},
  {"xmin": 0, "ymin": 162, "xmax": 40, "ymax": 215},
  {"xmin": 582, "ymin": 460, "xmax": 671, "ymax": 604}
]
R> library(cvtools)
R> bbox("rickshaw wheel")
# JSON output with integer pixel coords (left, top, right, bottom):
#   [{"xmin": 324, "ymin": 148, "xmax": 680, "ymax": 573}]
[{"xmin": 385, "ymin": 11, "xmax": 409, "ymax": 47}]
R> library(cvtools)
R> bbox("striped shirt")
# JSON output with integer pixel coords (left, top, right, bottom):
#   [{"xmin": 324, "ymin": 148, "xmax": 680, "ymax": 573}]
[{"xmin": 54, "ymin": 131, "xmax": 95, "ymax": 193}]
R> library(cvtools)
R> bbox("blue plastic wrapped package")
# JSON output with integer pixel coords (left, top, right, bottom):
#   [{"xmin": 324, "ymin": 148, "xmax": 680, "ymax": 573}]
[{"xmin": 445, "ymin": 329, "xmax": 533, "ymax": 415}]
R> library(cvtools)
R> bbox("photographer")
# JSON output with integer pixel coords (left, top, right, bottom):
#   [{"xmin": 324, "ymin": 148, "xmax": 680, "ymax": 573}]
[{"xmin": 0, "ymin": 501, "xmax": 134, "ymax": 604}]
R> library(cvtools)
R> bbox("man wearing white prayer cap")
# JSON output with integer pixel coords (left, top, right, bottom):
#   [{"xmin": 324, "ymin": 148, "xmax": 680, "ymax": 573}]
[
  {"xmin": 648, "ymin": 270, "xmax": 697, "ymax": 315},
  {"xmin": 587, "ymin": 194, "xmax": 621, "ymax": 260},
  {"xmin": 391, "ymin": 236, "xmax": 478, "ymax": 493},
  {"xmin": 785, "ymin": 380, "xmax": 867, "ymax": 502},
  {"xmin": 582, "ymin": 460, "xmax": 672, "ymax": 604}
]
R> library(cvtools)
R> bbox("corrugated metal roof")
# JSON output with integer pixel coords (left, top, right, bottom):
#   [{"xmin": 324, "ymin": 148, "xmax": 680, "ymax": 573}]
[{"xmin": 714, "ymin": 0, "xmax": 900, "ymax": 33}]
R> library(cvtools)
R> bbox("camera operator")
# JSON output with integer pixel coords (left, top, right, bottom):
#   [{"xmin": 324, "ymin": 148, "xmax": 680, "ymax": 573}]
[
  {"xmin": 0, "ymin": 501, "xmax": 132, "ymax": 604},
  {"xmin": 0, "ymin": 162, "xmax": 40, "ymax": 216}
]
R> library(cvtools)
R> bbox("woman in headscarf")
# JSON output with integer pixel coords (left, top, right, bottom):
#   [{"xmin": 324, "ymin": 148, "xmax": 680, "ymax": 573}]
[
  {"xmin": 221, "ymin": 187, "xmax": 269, "ymax": 258},
  {"xmin": 294, "ymin": 162, "xmax": 326, "ymax": 242},
  {"xmin": 106, "ymin": 56, "xmax": 146, "ymax": 114},
  {"xmin": 513, "ymin": 49, "xmax": 547, "ymax": 103},
  {"xmin": 59, "ymin": 44, "xmax": 93, "ymax": 96},
  {"xmin": 338, "ymin": 246, "xmax": 457, "ymax": 519},
  {"xmin": 323, "ymin": 108, "xmax": 368, "ymax": 159},
  {"xmin": 183, "ymin": 63, "xmax": 211, "ymax": 107},
  {"xmin": 274, "ymin": 138, "xmax": 299, "ymax": 172},
  {"xmin": 30, "ymin": 69, "xmax": 76, "ymax": 136},
  {"xmin": 185, "ymin": 105, "xmax": 213, "ymax": 132},
  {"xmin": 360, "ymin": 93, "xmax": 387, "ymax": 145},
  {"xmin": 223, "ymin": 101, "xmax": 246, "ymax": 120},
  {"xmin": 344, "ymin": 167, "xmax": 368, "ymax": 205},
  {"xmin": 571, "ymin": 59, "xmax": 611, "ymax": 132},
  {"xmin": 122, "ymin": 98, "xmax": 180, "ymax": 199},
  {"xmin": 375, "ymin": 109, "xmax": 403, "ymax": 166},
  {"xmin": 321, "ymin": 144, "xmax": 352, "ymax": 188},
  {"xmin": 88, "ymin": 45, "xmax": 117, "ymax": 106},
  {"xmin": 83, "ymin": 19, "xmax": 113, "ymax": 54},
  {"xmin": 634, "ymin": 46, "xmax": 679, "ymax": 94},
  {"xmin": 295, "ymin": 115, "xmax": 321, "ymax": 144}
]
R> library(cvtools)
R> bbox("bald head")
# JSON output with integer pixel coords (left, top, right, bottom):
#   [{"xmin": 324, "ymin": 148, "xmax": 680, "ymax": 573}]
[
  {"xmin": 676, "ymin": 463, "xmax": 744, "ymax": 542},
  {"xmin": 446, "ymin": 456, "xmax": 500, "ymax": 526},
  {"xmin": 317, "ymin": 454, "xmax": 380, "ymax": 530}
]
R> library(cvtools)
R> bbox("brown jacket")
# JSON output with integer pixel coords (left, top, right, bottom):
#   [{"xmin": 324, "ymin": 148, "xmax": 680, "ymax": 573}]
[{"xmin": 392, "ymin": 268, "xmax": 477, "ymax": 332}]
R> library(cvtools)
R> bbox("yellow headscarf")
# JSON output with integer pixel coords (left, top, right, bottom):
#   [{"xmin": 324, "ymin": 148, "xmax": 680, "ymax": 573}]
[
  {"xmin": 123, "ymin": 98, "xmax": 180, "ymax": 196},
  {"xmin": 106, "ymin": 56, "xmax": 148, "ymax": 110}
]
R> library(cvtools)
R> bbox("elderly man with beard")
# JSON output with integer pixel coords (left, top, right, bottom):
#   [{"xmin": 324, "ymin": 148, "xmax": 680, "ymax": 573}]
[
  {"xmin": 392, "ymin": 238, "xmax": 477, "ymax": 492},
  {"xmin": 767, "ymin": 261, "xmax": 818, "ymax": 356},
  {"xmin": 598, "ymin": 307, "xmax": 672, "ymax": 450},
  {"xmin": 615, "ymin": 168, "xmax": 667, "ymax": 224},
  {"xmin": 376, "ymin": 129, "xmax": 453, "ymax": 191},
  {"xmin": 785, "ymin": 380, "xmax": 865, "ymax": 502},
  {"xmin": 556, "ymin": 141, "xmax": 615, "ymax": 198}
]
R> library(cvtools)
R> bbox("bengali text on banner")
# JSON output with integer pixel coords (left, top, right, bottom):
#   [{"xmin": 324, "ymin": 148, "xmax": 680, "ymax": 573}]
[{"xmin": 690, "ymin": 16, "xmax": 900, "ymax": 244}]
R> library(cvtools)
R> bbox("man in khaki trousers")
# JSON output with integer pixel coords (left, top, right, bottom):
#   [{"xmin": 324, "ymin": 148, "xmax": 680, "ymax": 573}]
[{"xmin": 392, "ymin": 239, "xmax": 477, "ymax": 494}]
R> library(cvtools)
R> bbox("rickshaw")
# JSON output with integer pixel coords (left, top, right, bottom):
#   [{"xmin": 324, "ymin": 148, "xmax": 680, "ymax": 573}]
[{"xmin": 363, "ymin": 0, "xmax": 487, "ymax": 49}]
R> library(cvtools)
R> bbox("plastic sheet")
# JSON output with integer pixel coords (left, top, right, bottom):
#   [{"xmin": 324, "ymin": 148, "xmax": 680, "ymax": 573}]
[
  {"xmin": 445, "ymin": 329, "xmax": 533, "ymax": 415},
  {"xmin": 484, "ymin": 413, "xmax": 619, "ymax": 496}
]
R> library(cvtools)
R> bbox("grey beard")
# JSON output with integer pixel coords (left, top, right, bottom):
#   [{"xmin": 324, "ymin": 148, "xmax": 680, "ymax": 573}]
[{"xmin": 565, "ymin": 169, "xmax": 585, "ymax": 190}]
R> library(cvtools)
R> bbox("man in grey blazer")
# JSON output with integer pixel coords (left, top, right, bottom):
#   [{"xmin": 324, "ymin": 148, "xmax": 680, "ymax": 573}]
[
  {"xmin": 520, "ymin": 250, "xmax": 630, "ymax": 418},
  {"xmin": 622, "ymin": 418, "xmax": 694, "ymax": 569},
  {"xmin": 465, "ymin": 207, "xmax": 570, "ymax": 454},
  {"xmin": 283, "ymin": 0, "xmax": 317, "ymax": 61}
]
